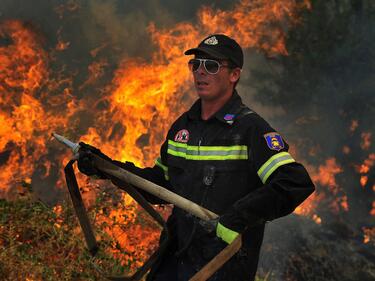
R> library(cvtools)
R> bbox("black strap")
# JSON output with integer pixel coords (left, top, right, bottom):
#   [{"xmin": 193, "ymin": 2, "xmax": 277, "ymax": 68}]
[
  {"xmin": 64, "ymin": 160, "xmax": 169, "ymax": 281},
  {"xmin": 65, "ymin": 160, "xmax": 99, "ymax": 255},
  {"xmin": 107, "ymin": 177, "xmax": 169, "ymax": 281}
]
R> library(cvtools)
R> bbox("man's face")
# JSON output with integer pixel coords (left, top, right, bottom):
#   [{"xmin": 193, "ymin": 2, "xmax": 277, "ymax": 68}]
[{"xmin": 190, "ymin": 55, "xmax": 241, "ymax": 101}]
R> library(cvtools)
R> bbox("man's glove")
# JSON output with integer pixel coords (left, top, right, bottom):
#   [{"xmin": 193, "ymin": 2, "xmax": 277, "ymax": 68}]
[
  {"xmin": 199, "ymin": 218, "xmax": 239, "ymax": 244},
  {"xmin": 199, "ymin": 217, "xmax": 219, "ymax": 234},
  {"xmin": 77, "ymin": 142, "xmax": 112, "ymax": 179}
]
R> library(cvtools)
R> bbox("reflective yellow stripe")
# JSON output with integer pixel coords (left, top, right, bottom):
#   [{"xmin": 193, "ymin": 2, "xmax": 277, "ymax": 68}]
[
  {"xmin": 167, "ymin": 140, "xmax": 248, "ymax": 160},
  {"xmin": 169, "ymin": 140, "xmax": 246, "ymax": 151},
  {"xmin": 155, "ymin": 158, "xmax": 169, "ymax": 180},
  {"xmin": 257, "ymin": 152, "xmax": 295, "ymax": 183},
  {"xmin": 216, "ymin": 222, "xmax": 239, "ymax": 244}
]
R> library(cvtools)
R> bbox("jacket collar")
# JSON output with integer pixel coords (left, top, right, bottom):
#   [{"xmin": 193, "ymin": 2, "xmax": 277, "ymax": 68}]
[{"xmin": 187, "ymin": 90, "xmax": 243, "ymax": 125}]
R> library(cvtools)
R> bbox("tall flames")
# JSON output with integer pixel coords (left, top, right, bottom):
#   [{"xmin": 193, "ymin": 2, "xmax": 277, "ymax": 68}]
[
  {"xmin": 0, "ymin": 0, "xmax": 374, "ymax": 274},
  {"xmin": 0, "ymin": 20, "xmax": 78, "ymax": 200},
  {"xmin": 0, "ymin": 20, "xmax": 50, "ymax": 197}
]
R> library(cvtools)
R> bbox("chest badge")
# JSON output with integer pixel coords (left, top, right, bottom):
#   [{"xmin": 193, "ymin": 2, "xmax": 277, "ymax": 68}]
[
  {"xmin": 223, "ymin": 114, "xmax": 235, "ymax": 125},
  {"xmin": 264, "ymin": 132, "xmax": 285, "ymax": 151},
  {"xmin": 174, "ymin": 129, "xmax": 190, "ymax": 143}
]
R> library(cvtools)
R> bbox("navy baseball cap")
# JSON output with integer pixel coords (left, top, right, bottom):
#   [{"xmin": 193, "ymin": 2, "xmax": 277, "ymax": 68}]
[{"xmin": 184, "ymin": 34, "xmax": 244, "ymax": 69}]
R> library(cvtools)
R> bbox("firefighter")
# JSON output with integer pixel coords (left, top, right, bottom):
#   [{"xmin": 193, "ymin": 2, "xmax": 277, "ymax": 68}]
[{"xmin": 78, "ymin": 34, "xmax": 315, "ymax": 280}]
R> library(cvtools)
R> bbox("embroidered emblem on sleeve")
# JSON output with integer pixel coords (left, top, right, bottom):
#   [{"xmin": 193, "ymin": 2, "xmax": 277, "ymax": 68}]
[
  {"xmin": 174, "ymin": 129, "xmax": 190, "ymax": 143},
  {"xmin": 264, "ymin": 132, "xmax": 285, "ymax": 151}
]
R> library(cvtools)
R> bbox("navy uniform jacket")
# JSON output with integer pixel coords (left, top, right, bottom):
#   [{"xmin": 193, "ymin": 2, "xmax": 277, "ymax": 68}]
[{"xmin": 120, "ymin": 90, "xmax": 315, "ymax": 280}]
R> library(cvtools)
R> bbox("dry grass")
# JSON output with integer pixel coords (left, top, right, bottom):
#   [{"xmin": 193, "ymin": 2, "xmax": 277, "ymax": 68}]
[
  {"xmin": 0, "ymin": 189, "xmax": 270, "ymax": 281},
  {"xmin": 0, "ymin": 189, "xmax": 155, "ymax": 281}
]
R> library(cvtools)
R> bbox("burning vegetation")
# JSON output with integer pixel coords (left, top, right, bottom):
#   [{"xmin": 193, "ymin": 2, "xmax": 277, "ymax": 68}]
[{"xmin": 0, "ymin": 0, "xmax": 374, "ymax": 280}]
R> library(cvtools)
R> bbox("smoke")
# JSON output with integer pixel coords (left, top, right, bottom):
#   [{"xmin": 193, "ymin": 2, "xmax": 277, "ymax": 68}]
[
  {"xmin": 245, "ymin": 2, "xmax": 375, "ymax": 279},
  {"xmin": 0, "ymin": 0, "xmax": 234, "ymax": 58},
  {"xmin": 239, "ymin": 50, "xmax": 287, "ymax": 119},
  {"xmin": 235, "ymin": 0, "xmax": 375, "ymax": 230}
]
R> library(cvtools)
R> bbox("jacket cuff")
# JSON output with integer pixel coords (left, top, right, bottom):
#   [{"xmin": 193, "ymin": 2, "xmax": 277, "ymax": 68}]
[
  {"xmin": 220, "ymin": 206, "xmax": 264, "ymax": 233},
  {"xmin": 216, "ymin": 222, "xmax": 239, "ymax": 244}
]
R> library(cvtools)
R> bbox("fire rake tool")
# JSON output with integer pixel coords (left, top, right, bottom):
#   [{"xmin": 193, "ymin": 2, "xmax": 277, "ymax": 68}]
[{"xmin": 53, "ymin": 133, "xmax": 242, "ymax": 281}]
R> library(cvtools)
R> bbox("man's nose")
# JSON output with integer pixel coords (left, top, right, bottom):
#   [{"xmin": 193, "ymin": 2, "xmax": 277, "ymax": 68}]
[{"xmin": 197, "ymin": 62, "xmax": 207, "ymax": 75}]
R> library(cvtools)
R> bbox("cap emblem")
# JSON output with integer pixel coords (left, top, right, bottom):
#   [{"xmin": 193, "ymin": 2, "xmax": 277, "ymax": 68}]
[{"xmin": 204, "ymin": 36, "xmax": 218, "ymax": 45}]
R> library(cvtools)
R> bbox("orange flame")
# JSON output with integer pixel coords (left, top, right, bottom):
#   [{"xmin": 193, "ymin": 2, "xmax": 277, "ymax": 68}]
[
  {"xmin": 0, "ymin": 20, "xmax": 49, "ymax": 197},
  {"xmin": 363, "ymin": 227, "xmax": 375, "ymax": 243},
  {"xmin": 296, "ymin": 158, "xmax": 345, "ymax": 217},
  {"xmin": 360, "ymin": 132, "xmax": 371, "ymax": 150},
  {"xmin": 0, "ymin": 20, "xmax": 76, "ymax": 199},
  {"xmin": 312, "ymin": 158, "xmax": 343, "ymax": 190},
  {"xmin": 313, "ymin": 158, "xmax": 348, "ymax": 214},
  {"xmin": 356, "ymin": 153, "xmax": 375, "ymax": 188},
  {"xmin": 342, "ymin": 145, "xmax": 350, "ymax": 154},
  {"xmin": 349, "ymin": 119, "xmax": 359, "ymax": 133}
]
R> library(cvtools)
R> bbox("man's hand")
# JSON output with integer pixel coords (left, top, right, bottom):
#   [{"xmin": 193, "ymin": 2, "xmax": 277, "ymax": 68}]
[
  {"xmin": 77, "ymin": 142, "xmax": 112, "ymax": 179},
  {"xmin": 199, "ymin": 217, "xmax": 219, "ymax": 234},
  {"xmin": 199, "ymin": 218, "xmax": 239, "ymax": 244}
]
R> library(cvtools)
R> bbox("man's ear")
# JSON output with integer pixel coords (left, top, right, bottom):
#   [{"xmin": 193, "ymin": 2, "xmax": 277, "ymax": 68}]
[{"xmin": 230, "ymin": 68, "xmax": 241, "ymax": 83}]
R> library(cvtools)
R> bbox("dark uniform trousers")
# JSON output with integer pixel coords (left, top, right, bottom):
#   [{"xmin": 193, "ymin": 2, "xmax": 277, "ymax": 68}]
[{"xmin": 120, "ymin": 90, "xmax": 315, "ymax": 281}]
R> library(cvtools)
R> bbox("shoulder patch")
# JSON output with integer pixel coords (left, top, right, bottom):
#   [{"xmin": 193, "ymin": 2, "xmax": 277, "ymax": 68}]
[{"xmin": 264, "ymin": 132, "xmax": 284, "ymax": 151}]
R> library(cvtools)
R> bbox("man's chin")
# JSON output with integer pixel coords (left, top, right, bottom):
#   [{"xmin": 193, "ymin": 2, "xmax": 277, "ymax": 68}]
[{"xmin": 196, "ymin": 89, "xmax": 212, "ymax": 99}]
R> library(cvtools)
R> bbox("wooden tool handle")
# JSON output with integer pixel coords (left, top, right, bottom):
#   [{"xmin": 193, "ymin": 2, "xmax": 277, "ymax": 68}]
[
  {"xmin": 189, "ymin": 235, "xmax": 242, "ymax": 281},
  {"xmin": 93, "ymin": 155, "xmax": 218, "ymax": 221}
]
